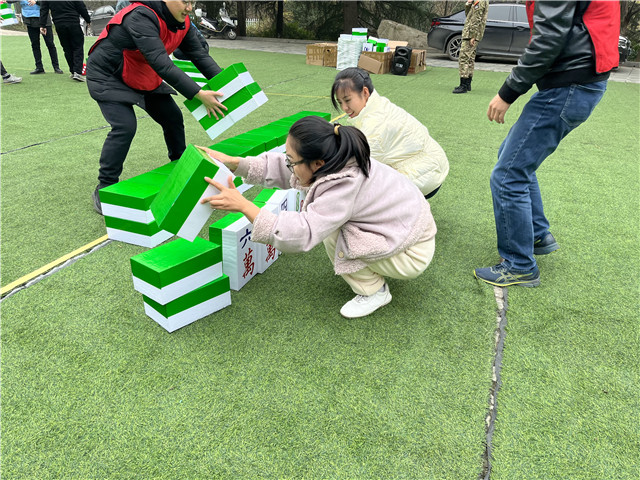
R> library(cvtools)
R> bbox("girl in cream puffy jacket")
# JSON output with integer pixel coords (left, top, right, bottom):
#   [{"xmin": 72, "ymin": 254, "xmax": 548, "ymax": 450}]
[{"xmin": 332, "ymin": 67, "xmax": 449, "ymax": 198}]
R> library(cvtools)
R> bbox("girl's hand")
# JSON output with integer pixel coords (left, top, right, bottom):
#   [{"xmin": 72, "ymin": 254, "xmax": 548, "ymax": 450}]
[
  {"xmin": 201, "ymin": 176, "xmax": 260, "ymax": 222},
  {"xmin": 194, "ymin": 89, "xmax": 228, "ymax": 120},
  {"xmin": 196, "ymin": 145, "xmax": 240, "ymax": 172}
]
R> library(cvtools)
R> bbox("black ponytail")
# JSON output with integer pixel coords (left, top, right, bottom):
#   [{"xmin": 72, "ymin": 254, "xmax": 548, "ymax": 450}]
[
  {"xmin": 331, "ymin": 67, "xmax": 375, "ymax": 110},
  {"xmin": 289, "ymin": 116, "xmax": 371, "ymax": 181}
]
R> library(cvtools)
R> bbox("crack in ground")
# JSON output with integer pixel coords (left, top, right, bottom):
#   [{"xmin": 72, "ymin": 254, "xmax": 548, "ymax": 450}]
[
  {"xmin": 480, "ymin": 286, "xmax": 508, "ymax": 480},
  {"xmin": 0, "ymin": 239, "xmax": 112, "ymax": 301}
]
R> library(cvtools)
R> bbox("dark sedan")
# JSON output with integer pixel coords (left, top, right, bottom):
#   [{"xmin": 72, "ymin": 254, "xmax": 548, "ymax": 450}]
[
  {"xmin": 429, "ymin": 3, "xmax": 631, "ymax": 64},
  {"xmin": 428, "ymin": 3, "xmax": 529, "ymax": 61},
  {"xmin": 81, "ymin": 4, "xmax": 115, "ymax": 36}
]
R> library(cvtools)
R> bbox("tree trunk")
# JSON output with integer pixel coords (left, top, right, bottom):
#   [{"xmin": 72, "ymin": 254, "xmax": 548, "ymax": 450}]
[
  {"xmin": 236, "ymin": 1, "xmax": 247, "ymax": 37},
  {"xmin": 276, "ymin": 0, "xmax": 284, "ymax": 38},
  {"xmin": 343, "ymin": 0, "xmax": 359, "ymax": 34}
]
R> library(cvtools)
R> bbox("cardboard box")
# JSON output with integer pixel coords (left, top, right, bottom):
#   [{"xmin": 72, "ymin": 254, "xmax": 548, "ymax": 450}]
[
  {"xmin": 409, "ymin": 49, "xmax": 427, "ymax": 74},
  {"xmin": 358, "ymin": 51, "xmax": 392, "ymax": 74},
  {"xmin": 388, "ymin": 40, "xmax": 409, "ymax": 51},
  {"xmin": 306, "ymin": 43, "xmax": 338, "ymax": 67}
]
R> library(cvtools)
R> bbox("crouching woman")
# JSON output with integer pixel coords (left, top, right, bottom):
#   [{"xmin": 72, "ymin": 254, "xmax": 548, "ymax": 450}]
[{"xmin": 200, "ymin": 116, "xmax": 437, "ymax": 318}]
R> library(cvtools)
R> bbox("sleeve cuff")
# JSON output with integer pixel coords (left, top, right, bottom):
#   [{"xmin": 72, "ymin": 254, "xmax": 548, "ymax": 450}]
[
  {"xmin": 251, "ymin": 208, "xmax": 277, "ymax": 244},
  {"xmin": 498, "ymin": 83, "xmax": 520, "ymax": 105}
]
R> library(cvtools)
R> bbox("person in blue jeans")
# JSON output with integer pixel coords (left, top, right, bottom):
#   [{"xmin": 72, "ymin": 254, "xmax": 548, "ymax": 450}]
[{"xmin": 474, "ymin": 0, "xmax": 621, "ymax": 288}]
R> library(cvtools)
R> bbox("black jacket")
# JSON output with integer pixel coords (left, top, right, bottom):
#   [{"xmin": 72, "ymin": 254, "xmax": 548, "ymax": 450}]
[
  {"xmin": 86, "ymin": 1, "xmax": 221, "ymax": 104},
  {"xmin": 499, "ymin": 1, "xmax": 610, "ymax": 104},
  {"xmin": 39, "ymin": 1, "xmax": 90, "ymax": 28}
]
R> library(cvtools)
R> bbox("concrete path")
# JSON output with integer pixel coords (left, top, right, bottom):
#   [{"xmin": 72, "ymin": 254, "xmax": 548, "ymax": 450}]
[
  {"xmin": 205, "ymin": 36, "xmax": 640, "ymax": 84},
  {"xmin": 2, "ymin": 29, "xmax": 638, "ymax": 83}
]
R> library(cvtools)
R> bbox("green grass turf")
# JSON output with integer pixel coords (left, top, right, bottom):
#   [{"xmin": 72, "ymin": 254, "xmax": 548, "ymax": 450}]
[
  {"xmin": 2, "ymin": 34, "xmax": 639, "ymax": 478},
  {"xmin": 2, "ymin": 36, "xmax": 497, "ymax": 477}
]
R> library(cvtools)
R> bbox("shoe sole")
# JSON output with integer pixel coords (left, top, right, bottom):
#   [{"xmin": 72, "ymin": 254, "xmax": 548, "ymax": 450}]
[
  {"xmin": 340, "ymin": 293, "xmax": 392, "ymax": 318},
  {"xmin": 534, "ymin": 244, "xmax": 559, "ymax": 255},
  {"xmin": 474, "ymin": 272, "xmax": 540, "ymax": 288}
]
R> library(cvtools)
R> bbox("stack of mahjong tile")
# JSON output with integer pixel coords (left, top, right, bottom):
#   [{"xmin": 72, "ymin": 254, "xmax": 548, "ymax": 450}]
[
  {"xmin": 183, "ymin": 63, "xmax": 268, "ymax": 140},
  {"xmin": 130, "ymin": 237, "xmax": 230, "ymax": 332},
  {"xmin": 99, "ymin": 162, "xmax": 176, "ymax": 248},
  {"xmin": 150, "ymin": 144, "xmax": 245, "ymax": 242}
]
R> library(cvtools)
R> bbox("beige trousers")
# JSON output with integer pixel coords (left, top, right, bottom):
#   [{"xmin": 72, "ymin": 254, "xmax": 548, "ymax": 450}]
[{"xmin": 323, "ymin": 230, "xmax": 435, "ymax": 296}]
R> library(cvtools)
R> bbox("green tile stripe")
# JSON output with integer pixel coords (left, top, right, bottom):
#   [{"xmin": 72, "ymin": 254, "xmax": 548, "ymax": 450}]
[
  {"xmin": 150, "ymin": 145, "xmax": 220, "ymax": 234},
  {"xmin": 104, "ymin": 216, "xmax": 164, "ymax": 236},
  {"xmin": 234, "ymin": 132, "xmax": 279, "ymax": 151},
  {"xmin": 127, "ymin": 172, "xmax": 169, "ymax": 188},
  {"xmin": 210, "ymin": 140, "xmax": 265, "ymax": 157},
  {"xmin": 99, "ymin": 181, "xmax": 163, "ymax": 210},
  {"xmin": 253, "ymin": 188, "xmax": 281, "ymax": 204},
  {"xmin": 172, "ymin": 59, "xmax": 202, "ymax": 74},
  {"xmin": 149, "ymin": 162, "xmax": 178, "ymax": 176},
  {"xmin": 143, "ymin": 275, "xmax": 230, "ymax": 317},
  {"xmin": 209, "ymin": 212, "xmax": 244, "ymax": 246},
  {"xmin": 130, "ymin": 237, "xmax": 222, "ymax": 288}
]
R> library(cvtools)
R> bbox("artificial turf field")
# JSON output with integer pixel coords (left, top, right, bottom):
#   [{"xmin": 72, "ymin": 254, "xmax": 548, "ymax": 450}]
[{"xmin": 1, "ymin": 34, "xmax": 638, "ymax": 479}]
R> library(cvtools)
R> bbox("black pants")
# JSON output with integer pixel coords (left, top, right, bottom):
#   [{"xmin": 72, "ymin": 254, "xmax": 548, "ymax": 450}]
[
  {"xmin": 0, "ymin": 62, "xmax": 7, "ymax": 77},
  {"xmin": 55, "ymin": 24, "xmax": 85, "ymax": 74},
  {"xmin": 27, "ymin": 24, "xmax": 59, "ymax": 70},
  {"xmin": 96, "ymin": 94, "xmax": 186, "ymax": 187}
]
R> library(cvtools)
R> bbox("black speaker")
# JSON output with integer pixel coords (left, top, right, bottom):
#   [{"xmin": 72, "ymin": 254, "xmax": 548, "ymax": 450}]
[{"xmin": 391, "ymin": 46, "xmax": 413, "ymax": 76}]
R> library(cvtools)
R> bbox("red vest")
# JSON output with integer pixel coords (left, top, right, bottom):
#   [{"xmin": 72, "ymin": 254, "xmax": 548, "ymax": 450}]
[
  {"xmin": 526, "ymin": 1, "xmax": 620, "ymax": 74},
  {"xmin": 89, "ymin": 2, "xmax": 189, "ymax": 91}
]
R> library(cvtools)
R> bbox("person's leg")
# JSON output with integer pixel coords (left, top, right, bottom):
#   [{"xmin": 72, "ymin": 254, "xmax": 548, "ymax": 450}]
[
  {"xmin": 1, "ymin": 61, "xmax": 7, "ymax": 77},
  {"xmin": 142, "ymin": 94, "xmax": 186, "ymax": 161},
  {"xmin": 42, "ymin": 26, "xmax": 61, "ymax": 71},
  {"xmin": 68, "ymin": 24, "xmax": 85, "ymax": 75},
  {"xmin": 96, "ymin": 101, "xmax": 138, "ymax": 188},
  {"xmin": 27, "ymin": 25, "xmax": 44, "ymax": 71},
  {"xmin": 55, "ymin": 25, "xmax": 75, "ymax": 73},
  {"xmin": 454, "ymin": 40, "xmax": 473, "ymax": 93},
  {"xmin": 487, "ymin": 82, "xmax": 607, "ymax": 273}
]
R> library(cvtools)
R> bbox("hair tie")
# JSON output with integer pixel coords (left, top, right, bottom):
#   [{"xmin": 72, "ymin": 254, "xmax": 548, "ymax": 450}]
[{"xmin": 334, "ymin": 124, "xmax": 340, "ymax": 136}]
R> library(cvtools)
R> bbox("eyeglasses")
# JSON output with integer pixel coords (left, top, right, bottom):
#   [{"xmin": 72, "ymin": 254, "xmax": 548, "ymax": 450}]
[{"xmin": 285, "ymin": 154, "xmax": 304, "ymax": 173}]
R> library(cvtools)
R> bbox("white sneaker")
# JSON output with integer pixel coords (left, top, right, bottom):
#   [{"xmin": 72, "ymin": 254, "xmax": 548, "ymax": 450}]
[
  {"xmin": 72, "ymin": 72, "xmax": 85, "ymax": 82},
  {"xmin": 2, "ymin": 74, "xmax": 22, "ymax": 84},
  {"xmin": 340, "ymin": 284, "xmax": 392, "ymax": 318}
]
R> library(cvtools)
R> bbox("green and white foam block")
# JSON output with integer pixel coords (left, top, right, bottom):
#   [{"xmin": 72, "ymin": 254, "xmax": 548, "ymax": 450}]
[
  {"xmin": 251, "ymin": 201, "xmax": 280, "ymax": 274},
  {"xmin": 143, "ymin": 275, "xmax": 231, "ymax": 333},
  {"xmin": 172, "ymin": 59, "xmax": 207, "ymax": 87},
  {"xmin": 150, "ymin": 144, "xmax": 239, "ymax": 241},
  {"xmin": 130, "ymin": 237, "xmax": 223, "ymax": 305},
  {"xmin": 183, "ymin": 63, "xmax": 268, "ymax": 140},
  {"xmin": 253, "ymin": 188, "xmax": 290, "ymax": 213},
  {"xmin": 99, "ymin": 163, "xmax": 176, "ymax": 247},
  {"xmin": 209, "ymin": 212, "xmax": 259, "ymax": 291},
  {"xmin": 0, "ymin": 2, "xmax": 18, "ymax": 25}
]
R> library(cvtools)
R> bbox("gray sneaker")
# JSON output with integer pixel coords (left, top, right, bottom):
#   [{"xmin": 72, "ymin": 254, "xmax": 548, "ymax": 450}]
[
  {"xmin": 72, "ymin": 72, "xmax": 86, "ymax": 82},
  {"xmin": 3, "ymin": 74, "xmax": 22, "ymax": 84},
  {"xmin": 534, "ymin": 233, "xmax": 559, "ymax": 255},
  {"xmin": 92, "ymin": 187, "xmax": 103, "ymax": 215}
]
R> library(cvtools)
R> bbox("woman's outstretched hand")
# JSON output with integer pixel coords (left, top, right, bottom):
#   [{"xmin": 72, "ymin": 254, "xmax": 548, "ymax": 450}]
[{"xmin": 201, "ymin": 176, "xmax": 260, "ymax": 223}]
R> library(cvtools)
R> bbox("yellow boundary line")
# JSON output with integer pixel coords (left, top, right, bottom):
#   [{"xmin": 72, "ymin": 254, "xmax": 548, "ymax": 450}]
[
  {"xmin": 2, "ymin": 113, "xmax": 347, "ymax": 296},
  {"xmin": 1, "ymin": 235, "xmax": 109, "ymax": 296}
]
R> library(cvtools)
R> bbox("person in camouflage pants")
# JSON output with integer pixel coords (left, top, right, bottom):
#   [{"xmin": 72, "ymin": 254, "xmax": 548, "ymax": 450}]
[{"xmin": 453, "ymin": 0, "xmax": 488, "ymax": 94}]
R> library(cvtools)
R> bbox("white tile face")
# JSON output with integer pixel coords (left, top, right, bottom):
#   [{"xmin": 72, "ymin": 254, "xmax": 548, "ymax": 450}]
[
  {"xmin": 101, "ymin": 204, "xmax": 155, "ymax": 223},
  {"xmin": 219, "ymin": 217, "xmax": 258, "ymax": 291},
  {"xmin": 106, "ymin": 228, "xmax": 173, "ymax": 248},
  {"xmin": 143, "ymin": 291, "xmax": 232, "ymax": 333}
]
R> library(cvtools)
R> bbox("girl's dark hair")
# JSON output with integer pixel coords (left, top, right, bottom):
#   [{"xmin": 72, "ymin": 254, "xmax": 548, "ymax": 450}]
[
  {"xmin": 289, "ymin": 116, "xmax": 371, "ymax": 181},
  {"xmin": 330, "ymin": 67, "xmax": 375, "ymax": 110}
]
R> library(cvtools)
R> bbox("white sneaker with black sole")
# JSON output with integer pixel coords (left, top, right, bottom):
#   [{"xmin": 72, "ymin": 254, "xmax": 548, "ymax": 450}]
[{"xmin": 340, "ymin": 283, "xmax": 392, "ymax": 318}]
